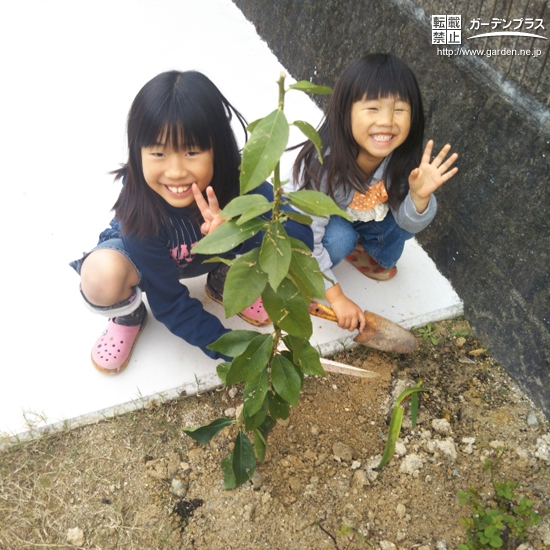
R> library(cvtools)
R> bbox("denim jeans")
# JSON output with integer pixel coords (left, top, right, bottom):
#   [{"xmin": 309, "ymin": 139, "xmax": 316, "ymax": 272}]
[
  {"xmin": 322, "ymin": 210, "xmax": 414, "ymax": 269},
  {"xmin": 69, "ymin": 237, "xmax": 143, "ymax": 282}
]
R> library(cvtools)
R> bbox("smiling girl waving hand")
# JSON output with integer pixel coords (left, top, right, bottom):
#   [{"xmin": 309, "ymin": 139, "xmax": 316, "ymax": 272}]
[{"xmin": 291, "ymin": 53, "xmax": 458, "ymax": 333}]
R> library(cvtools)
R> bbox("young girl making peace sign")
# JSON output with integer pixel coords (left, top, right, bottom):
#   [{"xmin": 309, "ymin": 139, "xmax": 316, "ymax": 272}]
[{"xmin": 71, "ymin": 71, "xmax": 312, "ymax": 374}]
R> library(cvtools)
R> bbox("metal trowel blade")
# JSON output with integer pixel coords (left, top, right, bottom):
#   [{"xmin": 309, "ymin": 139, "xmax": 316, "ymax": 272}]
[
  {"xmin": 353, "ymin": 310, "xmax": 417, "ymax": 353},
  {"xmin": 308, "ymin": 301, "xmax": 417, "ymax": 354}
]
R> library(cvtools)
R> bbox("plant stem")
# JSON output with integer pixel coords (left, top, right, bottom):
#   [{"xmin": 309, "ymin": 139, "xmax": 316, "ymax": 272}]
[
  {"xmin": 272, "ymin": 168, "xmax": 282, "ymax": 218},
  {"xmin": 277, "ymin": 72, "xmax": 286, "ymax": 110},
  {"xmin": 270, "ymin": 328, "xmax": 282, "ymax": 364},
  {"xmin": 271, "ymin": 72, "xmax": 286, "ymax": 216}
]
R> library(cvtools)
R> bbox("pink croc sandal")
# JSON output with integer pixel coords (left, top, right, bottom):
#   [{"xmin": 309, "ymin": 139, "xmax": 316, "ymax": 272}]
[
  {"xmin": 237, "ymin": 296, "xmax": 270, "ymax": 327},
  {"xmin": 91, "ymin": 313, "xmax": 147, "ymax": 375}
]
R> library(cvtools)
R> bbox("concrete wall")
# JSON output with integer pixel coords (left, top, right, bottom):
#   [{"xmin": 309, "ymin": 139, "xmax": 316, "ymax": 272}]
[
  {"xmin": 415, "ymin": 0, "xmax": 550, "ymax": 108},
  {"xmin": 232, "ymin": 0, "xmax": 550, "ymax": 416}
]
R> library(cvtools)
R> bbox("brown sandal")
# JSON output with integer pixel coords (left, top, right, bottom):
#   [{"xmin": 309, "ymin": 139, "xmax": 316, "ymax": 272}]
[{"xmin": 346, "ymin": 243, "xmax": 397, "ymax": 281}]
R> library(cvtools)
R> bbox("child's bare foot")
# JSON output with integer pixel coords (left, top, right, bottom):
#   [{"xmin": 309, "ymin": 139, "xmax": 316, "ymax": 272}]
[{"xmin": 346, "ymin": 243, "xmax": 397, "ymax": 281}]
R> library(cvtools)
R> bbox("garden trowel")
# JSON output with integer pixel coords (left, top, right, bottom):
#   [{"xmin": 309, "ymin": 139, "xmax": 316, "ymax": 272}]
[{"xmin": 308, "ymin": 301, "xmax": 417, "ymax": 354}]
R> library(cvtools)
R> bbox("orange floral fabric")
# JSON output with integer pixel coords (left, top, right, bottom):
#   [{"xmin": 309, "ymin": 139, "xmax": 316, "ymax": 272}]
[{"xmin": 347, "ymin": 181, "xmax": 388, "ymax": 211}]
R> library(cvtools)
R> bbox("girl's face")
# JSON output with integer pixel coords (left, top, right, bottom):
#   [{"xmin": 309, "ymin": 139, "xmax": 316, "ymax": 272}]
[
  {"xmin": 141, "ymin": 141, "xmax": 214, "ymax": 208},
  {"xmin": 350, "ymin": 95, "xmax": 411, "ymax": 173}
]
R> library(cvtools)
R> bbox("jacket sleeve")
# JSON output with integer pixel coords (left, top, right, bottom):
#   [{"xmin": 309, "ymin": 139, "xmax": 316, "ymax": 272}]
[
  {"xmin": 391, "ymin": 192, "xmax": 437, "ymax": 234},
  {"xmin": 123, "ymin": 231, "xmax": 230, "ymax": 361},
  {"xmin": 311, "ymin": 215, "xmax": 338, "ymax": 290}
]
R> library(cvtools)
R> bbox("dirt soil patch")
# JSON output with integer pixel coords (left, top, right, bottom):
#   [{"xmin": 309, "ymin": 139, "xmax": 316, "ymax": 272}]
[{"xmin": 1, "ymin": 318, "xmax": 549, "ymax": 549}]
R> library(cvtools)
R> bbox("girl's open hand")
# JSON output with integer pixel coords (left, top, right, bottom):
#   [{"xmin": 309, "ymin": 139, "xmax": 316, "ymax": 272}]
[
  {"xmin": 408, "ymin": 140, "xmax": 458, "ymax": 213},
  {"xmin": 192, "ymin": 184, "xmax": 225, "ymax": 235}
]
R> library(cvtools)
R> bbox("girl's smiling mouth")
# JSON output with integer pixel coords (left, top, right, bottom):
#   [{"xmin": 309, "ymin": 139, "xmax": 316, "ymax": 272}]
[
  {"xmin": 371, "ymin": 134, "xmax": 394, "ymax": 142},
  {"xmin": 165, "ymin": 184, "xmax": 193, "ymax": 194}
]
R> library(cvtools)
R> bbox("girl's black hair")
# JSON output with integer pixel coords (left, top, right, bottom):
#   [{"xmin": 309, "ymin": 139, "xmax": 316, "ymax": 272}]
[
  {"xmin": 293, "ymin": 53, "xmax": 424, "ymax": 209},
  {"xmin": 113, "ymin": 70, "xmax": 247, "ymax": 239}
]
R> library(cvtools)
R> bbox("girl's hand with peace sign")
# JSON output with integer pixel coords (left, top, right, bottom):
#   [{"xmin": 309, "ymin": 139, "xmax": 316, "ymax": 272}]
[{"xmin": 192, "ymin": 184, "xmax": 226, "ymax": 235}]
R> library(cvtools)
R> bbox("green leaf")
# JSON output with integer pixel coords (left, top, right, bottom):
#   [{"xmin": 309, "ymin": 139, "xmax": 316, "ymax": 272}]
[
  {"xmin": 282, "ymin": 334, "xmax": 304, "ymax": 362},
  {"xmin": 225, "ymin": 333, "xmax": 274, "ymax": 385},
  {"xmin": 268, "ymin": 390, "xmax": 290, "ymax": 420},
  {"xmin": 262, "ymin": 277, "xmax": 312, "ymax": 338},
  {"xmin": 240, "ymin": 109, "xmax": 289, "ymax": 194},
  {"xmin": 216, "ymin": 361, "xmax": 231, "ymax": 384},
  {"xmin": 237, "ymin": 206, "xmax": 274, "ymax": 225},
  {"xmin": 182, "ymin": 418, "xmax": 234, "ymax": 445},
  {"xmin": 292, "ymin": 120, "xmax": 323, "ymax": 163},
  {"xmin": 295, "ymin": 339, "xmax": 326, "ymax": 377},
  {"xmin": 192, "ymin": 218, "xmax": 265, "ymax": 255},
  {"xmin": 233, "ymin": 430, "xmax": 256, "ymax": 486},
  {"xmin": 223, "ymin": 249, "xmax": 268, "ymax": 318},
  {"xmin": 286, "ymin": 190, "xmax": 352, "ymax": 219},
  {"xmin": 289, "ymin": 235, "xmax": 313, "ymax": 254},
  {"xmin": 253, "ymin": 415, "xmax": 276, "ymax": 462},
  {"xmin": 288, "ymin": 81, "xmax": 332, "ymax": 95},
  {"xmin": 200, "ymin": 256, "xmax": 233, "ymax": 265},
  {"xmin": 220, "ymin": 194, "xmax": 272, "ymax": 223},
  {"xmin": 253, "ymin": 429, "xmax": 267, "ymax": 463},
  {"xmin": 374, "ymin": 405, "xmax": 405, "ymax": 470},
  {"xmin": 207, "ymin": 329, "xmax": 260, "ymax": 357},
  {"xmin": 259, "ymin": 221, "xmax": 291, "ymax": 292},
  {"xmin": 394, "ymin": 384, "xmax": 430, "ymax": 408},
  {"xmin": 288, "ymin": 241, "xmax": 325, "ymax": 302},
  {"xmin": 243, "ymin": 368, "xmax": 269, "ymax": 417},
  {"xmin": 221, "ymin": 451, "xmax": 237, "ymax": 489},
  {"xmin": 259, "ymin": 415, "xmax": 277, "ymax": 438},
  {"xmin": 374, "ymin": 381, "xmax": 430, "ymax": 470},
  {"xmin": 281, "ymin": 349, "xmax": 304, "ymax": 385},
  {"xmin": 243, "ymin": 395, "xmax": 269, "ymax": 431},
  {"xmin": 282, "ymin": 210, "xmax": 313, "ymax": 226},
  {"xmin": 246, "ymin": 118, "xmax": 262, "ymax": 132},
  {"xmin": 411, "ymin": 391, "xmax": 419, "ymax": 429},
  {"xmin": 271, "ymin": 354, "xmax": 302, "ymax": 407}
]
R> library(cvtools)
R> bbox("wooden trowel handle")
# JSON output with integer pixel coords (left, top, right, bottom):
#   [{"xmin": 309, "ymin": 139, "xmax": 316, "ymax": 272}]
[{"xmin": 307, "ymin": 301, "xmax": 338, "ymax": 322}]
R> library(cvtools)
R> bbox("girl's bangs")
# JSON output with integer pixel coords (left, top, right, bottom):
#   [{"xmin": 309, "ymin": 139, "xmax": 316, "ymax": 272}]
[
  {"xmin": 353, "ymin": 61, "xmax": 417, "ymax": 105},
  {"xmin": 138, "ymin": 103, "xmax": 212, "ymax": 152}
]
